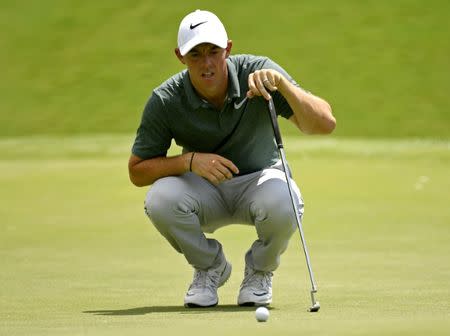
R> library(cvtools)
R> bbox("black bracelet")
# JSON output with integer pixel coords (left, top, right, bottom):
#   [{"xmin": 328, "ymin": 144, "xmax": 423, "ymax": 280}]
[{"xmin": 189, "ymin": 152, "xmax": 195, "ymax": 172}]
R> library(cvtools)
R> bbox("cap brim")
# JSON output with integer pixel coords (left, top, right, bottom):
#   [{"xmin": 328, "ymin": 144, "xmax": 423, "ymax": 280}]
[{"xmin": 179, "ymin": 34, "xmax": 227, "ymax": 56}]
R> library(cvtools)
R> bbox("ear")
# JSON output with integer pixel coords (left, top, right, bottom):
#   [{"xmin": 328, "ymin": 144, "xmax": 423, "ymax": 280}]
[
  {"xmin": 174, "ymin": 48, "xmax": 185, "ymax": 64},
  {"xmin": 225, "ymin": 40, "xmax": 233, "ymax": 58}
]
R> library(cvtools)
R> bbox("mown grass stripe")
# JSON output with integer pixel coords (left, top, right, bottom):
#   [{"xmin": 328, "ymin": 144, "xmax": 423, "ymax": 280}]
[{"xmin": 0, "ymin": 135, "xmax": 448, "ymax": 160}]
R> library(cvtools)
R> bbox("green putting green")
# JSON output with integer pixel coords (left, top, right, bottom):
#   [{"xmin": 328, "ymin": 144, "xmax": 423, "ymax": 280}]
[{"xmin": 1, "ymin": 136, "xmax": 449, "ymax": 335}]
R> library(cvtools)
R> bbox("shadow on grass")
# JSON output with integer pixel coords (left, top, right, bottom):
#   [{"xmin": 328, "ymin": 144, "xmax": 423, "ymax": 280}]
[{"xmin": 84, "ymin": 304, "xmax": 274, "ymax": 316}]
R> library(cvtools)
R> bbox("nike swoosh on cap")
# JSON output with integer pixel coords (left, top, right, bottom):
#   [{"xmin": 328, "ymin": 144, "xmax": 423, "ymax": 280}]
[
  {"xmin": 233, "ymin": 97, "xmax": 248, "ymax": 110},
  {"xmin": 190, "ymin": 21, "xmax": 207, "ymax": 29}
]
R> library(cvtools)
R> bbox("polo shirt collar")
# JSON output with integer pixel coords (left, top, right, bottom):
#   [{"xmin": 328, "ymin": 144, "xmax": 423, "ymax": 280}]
[
  {"xmin": 182, "ymin": 70, "xmax": 203, "ymax": 109},
  {"xmin": 183, "ymin": 58, "xmax": 241, "ymax": 110},
  {"xmin": 226, "ymin": 58, "xmax": 241, "ymax": 100}
]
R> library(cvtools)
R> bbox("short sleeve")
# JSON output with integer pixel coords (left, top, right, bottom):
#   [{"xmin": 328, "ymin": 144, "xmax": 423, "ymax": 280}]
[
  {"xmin": 131, "ymin": 92, "xmax": 173, "ymax": 159},
  {"xmin": 261, "ymin": 58, "xmax": 301, "ymax": 120}
]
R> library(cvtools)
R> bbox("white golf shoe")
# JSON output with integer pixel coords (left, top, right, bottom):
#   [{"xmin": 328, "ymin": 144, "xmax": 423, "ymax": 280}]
[
  {"xmin": 184, "ymin": 259, "xmax": 232, "ymax": 307},
  {"xmin": 237, "ymin": 266, "xmax": 273, "ymax": 306}
]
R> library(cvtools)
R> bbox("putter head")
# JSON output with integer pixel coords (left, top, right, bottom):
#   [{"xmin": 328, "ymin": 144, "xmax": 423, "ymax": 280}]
[{"xmin": 308, "ymin": 301, "xmax": 320, "ymax": 312}]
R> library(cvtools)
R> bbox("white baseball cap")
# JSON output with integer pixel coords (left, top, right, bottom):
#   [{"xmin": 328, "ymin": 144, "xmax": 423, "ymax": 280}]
[{"xmin": 177, "ymin": 10, "xmax": 228, "ymax": 56}]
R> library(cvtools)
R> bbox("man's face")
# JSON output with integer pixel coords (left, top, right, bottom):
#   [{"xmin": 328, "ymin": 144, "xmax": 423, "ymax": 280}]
[{"xmin": 178, "ymin": 42, "xmax": 231, "ymax": 97}]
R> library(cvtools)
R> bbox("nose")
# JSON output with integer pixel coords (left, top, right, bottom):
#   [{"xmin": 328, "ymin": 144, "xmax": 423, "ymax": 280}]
[{"xmin": 201, "ymin": 54, "xmax": 213, "ymax": 67}]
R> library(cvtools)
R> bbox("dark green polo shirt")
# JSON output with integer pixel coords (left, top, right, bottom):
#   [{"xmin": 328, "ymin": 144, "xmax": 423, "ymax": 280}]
[{"xmin": 132, "ymin": 54, "xmax": 300, "ymax": 175}]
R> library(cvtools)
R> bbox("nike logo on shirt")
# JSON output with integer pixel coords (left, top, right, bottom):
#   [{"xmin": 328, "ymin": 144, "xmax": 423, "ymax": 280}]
[
  {"xmin": 190, "ymin": 21, "xmax": 207, "ymax": 29},
  {"xmin": 234, "ymin": 97, "xmax": 248, "ymax": 110}
]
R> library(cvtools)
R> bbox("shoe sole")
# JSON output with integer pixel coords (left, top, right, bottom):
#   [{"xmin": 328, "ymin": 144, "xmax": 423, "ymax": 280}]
[
  {"xmin": 185, "ymin": 302, "xmax": 218, "ymax": 308},
  {"xmin": 238, "ymin": 300, "xmax": 271, "ymax": 307},
  {"xmin": 238, "ymin": 290, "xmax": 272, "ymax": 307}
]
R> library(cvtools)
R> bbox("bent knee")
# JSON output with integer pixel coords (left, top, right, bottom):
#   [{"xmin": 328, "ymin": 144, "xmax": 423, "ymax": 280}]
[
  {"xmin": 144, "ymin": 176, "xmax": 197, "ymax": 219},
  {"xmin": 251, "ymin": 187, "xmax": 303, "ymax": 235}
]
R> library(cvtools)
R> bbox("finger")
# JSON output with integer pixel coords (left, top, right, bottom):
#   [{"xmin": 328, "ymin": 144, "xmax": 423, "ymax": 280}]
[
  {"xmin": 263, "ymin": 78, "xmax": 277, "ymax": 92},
  {"xmin": 247, "ymin": 73, "xmax": 259, "ymax": 97},
  {"xmin": 209, "ymin": 159, "xmax": 230, "ymax": 180},
  {"xmin": 249, "ymin": 71, "xmax": 268, "ymax": 98},
  {"xmin": 211, "ymin": 171, "xmax": 224, "ymax": 183},
  {"xmin": 219, "ymin": 157, "xmax": 239, "ymax": 175},
  {"xmin": 205, "ymin": 172, "xmax": 220, "ymax": 185},
  {"xmin": 209, "ymin": 157, "xmax": 238, "ymax": 179},
  {"xmin": 265, "ymin": 72, "xmax": 278, "ymax": 91},
  {"xmin": 216, "ymin": 163, "xmax": 234, "ymax": 179},
  {"xmin": 255, "ymin": 73, "xmax": 271, "ymax": 100}
]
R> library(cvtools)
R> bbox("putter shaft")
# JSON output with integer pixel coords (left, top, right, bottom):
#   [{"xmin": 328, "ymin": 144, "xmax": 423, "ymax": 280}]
[{"xmin": 267, "ymin": 98, "xmax": 320, "ymax": 312}]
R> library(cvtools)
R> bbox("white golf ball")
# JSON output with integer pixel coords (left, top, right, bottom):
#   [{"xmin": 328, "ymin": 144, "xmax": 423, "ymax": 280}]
[{"xmin": 255, "ymin": 306, "xmax": 269, "ymax": 322}]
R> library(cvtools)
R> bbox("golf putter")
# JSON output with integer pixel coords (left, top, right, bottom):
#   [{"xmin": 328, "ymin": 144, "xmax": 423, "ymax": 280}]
[{"xmin": 267, "ymin": 97, "xmax": 320, "ymax": 312}]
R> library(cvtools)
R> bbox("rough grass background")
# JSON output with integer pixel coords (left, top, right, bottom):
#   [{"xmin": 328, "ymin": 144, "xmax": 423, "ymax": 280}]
[{"xmin": 1, "ymin": 0, "xmax": 449, "ymax": 138}]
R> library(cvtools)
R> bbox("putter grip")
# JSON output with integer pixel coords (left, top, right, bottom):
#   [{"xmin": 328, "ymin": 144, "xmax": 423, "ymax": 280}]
[{"xmin": 268, "ymin": 98, "xmax": 283, "ymax": 147}]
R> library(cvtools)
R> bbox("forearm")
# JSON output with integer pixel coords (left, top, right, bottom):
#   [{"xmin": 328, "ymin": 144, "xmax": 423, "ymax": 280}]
[
  {"xmin": 128, "ymin": 153, "xmax": 192, "ymax": 187},
  {"xmin": 278, "ymin": 78, "xmax": 336, "ymax": 134}
]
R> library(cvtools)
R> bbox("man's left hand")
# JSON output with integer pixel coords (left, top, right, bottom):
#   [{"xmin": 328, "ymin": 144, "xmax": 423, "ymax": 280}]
[{"xmin": 247, "ymin": 69, "xmax": 284, "ymax": 100}]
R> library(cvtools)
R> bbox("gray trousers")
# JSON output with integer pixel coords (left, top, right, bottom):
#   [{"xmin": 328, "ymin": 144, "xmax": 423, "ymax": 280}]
[{"xmin": 144, "ymin": 164, "xmax": 304, "ymax": 272}]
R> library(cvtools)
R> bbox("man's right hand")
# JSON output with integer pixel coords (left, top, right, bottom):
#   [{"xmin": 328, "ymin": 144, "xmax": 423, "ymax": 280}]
[{"xmin": 189, "ymin": 153, "xmax": 239, "ymax": 185}]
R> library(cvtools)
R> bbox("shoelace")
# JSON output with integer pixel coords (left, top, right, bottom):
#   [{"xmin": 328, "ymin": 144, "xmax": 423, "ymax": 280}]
[
  {"xmin": 242, "ymin": 269, "xmax": 273, "ymax": 289},
  {"xmin": 190, "ymin": 267, "xmax": 221, "ymax": 291}
]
